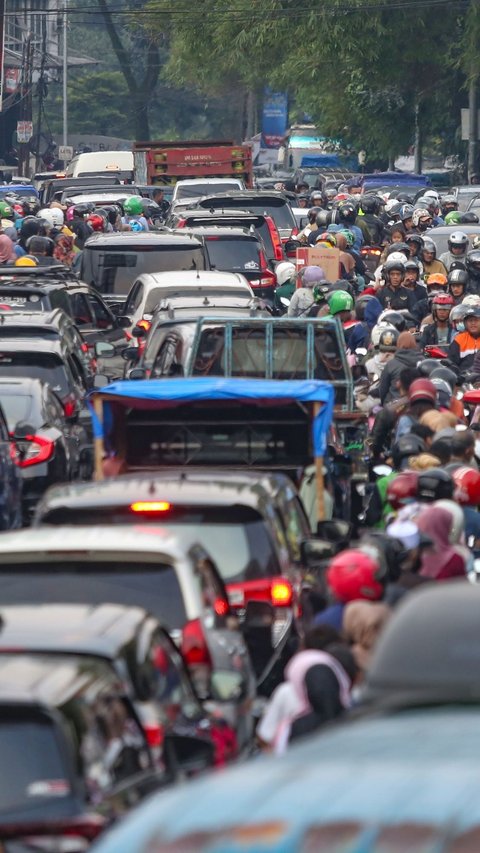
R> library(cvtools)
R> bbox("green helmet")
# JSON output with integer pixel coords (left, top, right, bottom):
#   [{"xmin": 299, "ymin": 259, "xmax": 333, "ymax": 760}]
[
  {"xmin": 328, "ymin": 289, "xmax": 354, "ymax": 315},
  {"xmin": 444, "ymin": 211, "xmax": 462, "ymax": 226},
  {"xmin": 312, "ymin": 282, "xmax": 330, "ymax": 304},
  {"xmin": 0, "ymin": 200, "xmax": 13, "ymax": 219},
  {"xmin": 123, "ymin": 195, "xmax": 144, "ymax": 216},
  {"xmin": 340, "ymin": 229, "xmax": 355, "ymax": 248}
]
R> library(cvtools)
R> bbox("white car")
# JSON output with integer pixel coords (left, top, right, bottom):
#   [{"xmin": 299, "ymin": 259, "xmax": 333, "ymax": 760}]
[{"xmin": 172, "ymin": 178, "xmax": 245, "ymax": 203}]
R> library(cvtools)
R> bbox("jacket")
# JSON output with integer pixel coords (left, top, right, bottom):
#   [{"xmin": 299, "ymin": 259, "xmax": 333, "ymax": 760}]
[
  {"xmin": 439, "ymin": 250, "xmax": 467, "ymax": 272},
  {"xmin": 448, "ymin": 331, "xmax": 480, "ymax": 369},
  {"xmin": 377, "ymin": 285, "xmax": 417, "ymax": 312},
  {"xmin": 420, "ymin": 322, "xmax": 455, "ymax": 348},
  {"xmin": 422, "ymin": 258, "xmax": 447, "ymax": 280},
  {"xmin": 379, "ymin": 348, "xmax": 420, "ymax": 404}
]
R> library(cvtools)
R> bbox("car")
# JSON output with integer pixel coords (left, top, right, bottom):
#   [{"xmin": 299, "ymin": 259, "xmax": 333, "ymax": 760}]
[
  {"xmin": 0, "ymin": 377, "xmax": 84, "ymax": 517},
  {"xmin": 0, "ymin": 525, "xmax": 256, "ymax": 748},
  {"xmin": 65, "ymin": 282, "xmax": 130, "ymax": 379},
  {"xmin": 169, "ymin": 208, "xmax": 284, "ymax": 265},
  {"xmin": 171, "ymin": 178, "xmax": 245, "ymax": 202},
  {"xmin": 194, "ymin": 191, "xmax": 298, "ymax": 241},
  {"xmin": 0, "ymin": 397, "xmax": 22, "ymax": 531},
  {"xmin": 60, "ymin": 189, "xmax": 138, "ymax": 207},
  {"xmin": 79, "ymin": 232, "xmax": 206, "ymax": 297},
  {"xmin": 0, "ymin": 603, "xmax": 222, "ymax": 769},
  {"xmin": 40, "ymin": 174, "xmax": 122, "ymax": 205},
  {"xmin": 451, "ymin": 184, "xmax": 480, "ymax": 211},
  {"xmin": 175, "ymin": 226, "xmax": 277, "ymax": 302},
  {"xmin": 423, "ymin": 224, "xmax": 480, "ymax": 255}
]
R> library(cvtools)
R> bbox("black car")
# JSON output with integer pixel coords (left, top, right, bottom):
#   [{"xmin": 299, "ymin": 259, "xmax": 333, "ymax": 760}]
[
  {"xmin": 168, "ymin": 208, "xmax": 285, "ymax": 265},
  {"xmin": 175, "ymin": 226, "xmax": 277, "ymax": 302},
  {"xmin": 194, "ymin": 191, "xmax": 297, "ymax": 241},
  {"xmin": 0, "ymin": 378, "xmax": 85, "ymax": 518},
  {"xmin": 0, "ymin": 398, "xmax": 22, "ymax": 531}
]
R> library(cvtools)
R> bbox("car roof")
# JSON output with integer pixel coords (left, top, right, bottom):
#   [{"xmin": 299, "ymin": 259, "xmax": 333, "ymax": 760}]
[
  {"xmin": 0, "ymin": 338, "xmax": 64, "ymax": 354},
  {"xmin": 197, "ymin": 190, "xmax": 290, "ymax": 201},
  {"xmin": 90, "ymin": 706, "xmax": 480, "ymax": 853},
  {"xmin": 0, "ymin": 376, "xmax": 48, "ymax": 396},
  {"xmin": 36, "ymin": 470, "xmax": 294, "ymax": 515},
  {"xmin": 425, "ymin": 224, "xmax": 480, "ymax": 236},
  {"xmin": 128, "ymin": 270, "xmax": 252, "ymax": 290},
  {"xmin": 0, "ymin": 602, "xmax": 152, "ymax": 660},
  {"xmin": 181, "ymin": 209, "xmax": 263, "ymax": 220},
  {"xmin": 84, "ymin": 232, "xmax": 203, "ymax": 248}
]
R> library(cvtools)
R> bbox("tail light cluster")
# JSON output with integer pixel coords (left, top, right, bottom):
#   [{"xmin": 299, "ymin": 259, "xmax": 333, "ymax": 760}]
[
  {"xmin": 361, "ymin": 247, "xmax": 382, "ymax": 257},
  {"xmin": 15, "ymin": 434, "xmax": 55, "ymax": 468},
  {"xmin": 181, "ymin": 618, "xmax": 212, "ymax": 698},
  {"xmin": 250, "ymin": 249, "xmax": 276, "ymax": 290},
  {"xmin": 265, "ymin": 216, "xmax": 285, "ymax": 262},
  {"xmin": 227, "ymin": 576, "xmax": 293, "ymax": 609},
  {"xmin": 63, "ymin": 397, "xmax": 77, "ymax": 418}
]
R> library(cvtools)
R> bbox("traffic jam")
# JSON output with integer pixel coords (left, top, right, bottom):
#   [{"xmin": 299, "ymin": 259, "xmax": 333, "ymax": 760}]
[{"xmin": 0, "ymin": 144, "xmax": 478, "ymax": 852}]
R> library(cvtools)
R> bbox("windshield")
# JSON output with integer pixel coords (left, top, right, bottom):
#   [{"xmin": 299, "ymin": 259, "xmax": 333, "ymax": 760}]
[
  {"xmin": 200, "ymin": 197, "xmax": 296, "ymax": 230},
  {"xmin": 176, "ymin": 183, "xmax": 240, "ymax": 199},
  {"xmin": 0, "ymin": 353, "xmax": 69, "ymax": 397},
  {"xmin": 204, "ymin": 238, "xmax": 261, "ymax": 272},
  {"xmin": 80, "ymin": 245, "xmax": 206, "ymax": 295},
  {"xmin": 0, "ymin": 393, "xmax": 33, "ymax": 430}
]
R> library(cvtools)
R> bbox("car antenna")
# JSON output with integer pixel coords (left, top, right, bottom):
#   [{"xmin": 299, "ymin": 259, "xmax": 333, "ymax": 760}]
[
  {"xmin": 148, "ymin": 480, "xmax": 156, "ymax": 495},
  {"xmin": 195, "ymin": 263, "xmax": 200, "ymax": 280}
]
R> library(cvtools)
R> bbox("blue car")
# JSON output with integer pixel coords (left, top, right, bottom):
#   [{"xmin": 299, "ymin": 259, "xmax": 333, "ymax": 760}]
[{"xmin": 91, "ymin": 705, "xmax": 480, "ymax": 852}]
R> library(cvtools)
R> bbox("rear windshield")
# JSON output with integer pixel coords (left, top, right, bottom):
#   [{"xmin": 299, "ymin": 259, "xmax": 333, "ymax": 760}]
[
  {"xmin": 0, "ymin": 715, "xmax": 70, "ymax": 814},
  {"xmin": 176, "ymin": 183, "xmax": 240, "ymax": 199},
  {"xmin": 201, "ymin": 197, "xmax": 296, "ymax": 230},
  {"xmin": 0, "ymin": 561, "xmax": 187, "ymax": 629},
  {"xmin": 203, "ymin": 238, "xmax": 261, "ymax": 272},
  {"xmin": 0, "ymin": 293, "xmax": 46, "ymax": 311},
  {"xmin": 0, "ymin": 352, "xmax": 69, "ymax": 397},
  {"xmin": 80, "ymin": 245, "xmax": 206, "ymax": 295},
  {"xmin": 0, "ymin": 393, "xmax": 33, "ymax": 430}
]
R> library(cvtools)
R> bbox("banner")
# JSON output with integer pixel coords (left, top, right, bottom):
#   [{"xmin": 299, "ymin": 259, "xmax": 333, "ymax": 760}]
[
  {"xmin": 0, "ymin": 0, "xmax": 5, "ymax": 111},
  {"xmin": 261, "ymin": 89, "xmax": 288, "ymax": 149}
]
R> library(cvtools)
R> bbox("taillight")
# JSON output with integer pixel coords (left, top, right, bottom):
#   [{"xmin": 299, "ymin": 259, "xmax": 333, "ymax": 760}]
[
  {"xmin": 249, "ymin": 251, "xmax": 276, "ymax": 289},
  {"xmin": 266, "ymin": 216, "xmax": 284, "ymax": 261},
  {"xmin": 143, "ymin": 721, "xmax": 165, "ymax": 749},
  {"xmin": 271, "ymin": 579, "xmax": 293, "ymax": 607},
  {"xmin": 176, "ymin": 217, "xmax": 187, "ymax": 227},
  {"xmin": 80, "ymin": 342, "xmax": 89, "ymax": 353},
  {"xmin": 64, "ymin": 399, "xmax": 76, "ymax": 418},
  {"xmin": 181, "ymin": 618, "xmax": 212, "ymax": 667},
  {"xmin": 214, "ymin": 597, "xmax": 229, "ymax": 616},
  {"xmin": 16, "ymin": 434, "xmax": 55, "ymax": 468},
  {"xmin": 137, "ymin": 319, "xmax": 151, "ymax": 332},
  {"xmin": 227, "ymin": 576, "xmax": 294, "ymax": 609},
  {"xmin": 130, "ymin": 500, "xmax": 171, "ymax": 513}
]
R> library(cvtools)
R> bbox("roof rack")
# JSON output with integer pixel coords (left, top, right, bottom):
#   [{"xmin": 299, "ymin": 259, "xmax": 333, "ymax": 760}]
[{"xmin": 0, "ymin": 265, "xmax": 78, "ymax": 283}]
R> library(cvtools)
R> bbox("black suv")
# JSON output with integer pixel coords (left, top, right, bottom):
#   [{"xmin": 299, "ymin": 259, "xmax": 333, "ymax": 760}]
[
  {"xmin": 194, "ymin": 191, "xmax": 297, "ymax": 241},
  {"xmin": 168, "ymin": 208, "xmax": 284, "ymax": 265}
]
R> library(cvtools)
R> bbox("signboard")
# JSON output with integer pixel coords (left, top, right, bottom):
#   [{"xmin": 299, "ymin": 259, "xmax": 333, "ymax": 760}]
[
  {"xmin": 0, "ymin": 0, "xmax": 5, "ymax": 110},
  {"xmin": 296, "ymin": 247, "xmax": 341, "ymax": 284},
  {"xmin": 58, "ymin": 145, "xmax": 74, "ymax": 161},
  {"xmin": 261, "ymin": 89, "xmax": 288, "ymax": 149},
  {"xmin": 4, "ymin": 68, "xmax": 19, "ymax": 95},
  {"xmin": 16, "ymin": 121, "xmax": 33, "ymax": 143}
]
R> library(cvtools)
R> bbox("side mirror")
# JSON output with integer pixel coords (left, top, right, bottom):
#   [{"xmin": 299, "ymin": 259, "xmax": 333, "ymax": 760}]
[
  {"xmin": 163, "ymin": 733, "xmax": 214, "ymax": 777},
  {"xmin": 131, "ymin": 325, "xmax": 147, "ymax": 339},
  {"xmin": 316, "ymin": 519, "xmax": 353, "ymax": 544},
  {"xmin": 122, "ymin": 346, "xmax": 140, "ymax": 362},
  {"xmin": 116, "ymin": 315, "xmax": 132, "ymax": 329},
  {"xmin": 128, "ymin": 367, "xmax": 146, "ymax": 380},
  {"xmin": 210, "ymin": 670, "xmax": 246, "ymax": 702},
  {"xmin": 93, "ymin": 373, "xmax": 109, "ymax": 389},
  {"xmin": 300, "ymin": 538, "xmax": 336, "ymax": 567},
  {"xmin": 94, "ymin": 341, "xmax": 115, "ymax": 358},
  {"xmin": 280, "ymin": 296, "xmax": 290, "ymax": 307},
  {"xmin": 13, "ymin": 421, "xmax": 35, "ymax": 439}
]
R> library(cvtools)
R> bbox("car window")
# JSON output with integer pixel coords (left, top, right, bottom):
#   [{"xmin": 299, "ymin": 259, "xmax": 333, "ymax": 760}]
[
  {"xmin": 49, "ymin": 290, "xmax": 72, "ymax": 317},
  {"xmin": 203, "ymin": 238, "xmax": 261, "ymax": 273},
  {"xmin": 192, "ymin": 548, "xmax": 229, "ymax": 627},
  {"xmin": 67, "ymin": 354, "xmax": 86, "ymax": 391},
  {"xmin": 45, "ymin": 389, "xmax": 65, "ymax": 426},
  {"xmin": 87, "ymin": 294, "xmax": 114, "ymax": 330},
  {"xmin": 139, "ymin": 629, "xmax": 200, "ymax": 719},
  {"xmin": 176, "ymin": 182, "xmax": 240, "ymax": 199},
  {"xmin": 70, "ymin": 293, "xmax": 94, "ymax": 326},
  {"xmin": 124, "ymin": 281, "xmax": 144, "ymax": 315},
  {"xmin": 0, "ymin": 352, "xmax": 70, "ymax": 397},
  {"xmin": 151, "ymin": 335, "xmax": 182, "ymax": 378},
  {"xmin": 0, "ymin": 393, "xmax": 34, "ymax": 431},
  {"xmin": 81, "ymin": 247, "xmax": 206, "ymax": 295}
]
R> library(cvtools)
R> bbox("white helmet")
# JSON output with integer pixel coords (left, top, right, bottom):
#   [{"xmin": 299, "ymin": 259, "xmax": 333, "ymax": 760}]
[
  {"xmin": 275, "ymin": 262, "xmax": 296, "ymax": 286},
  {"xmin": 423, "ymin": 189, "xmax": 440, "ymax": 204},
  {"xmin": 371, "ymin": 322, "xmax": 396, "ymax": 348},
  {"xmin": 38, "ymin": 207, "xmax": 64, "ymax": 228},
  {"xmin": 462, "ymin": 293, "xmax": 480, "ymax": 307},
  {"xmin": 387, "ymin": 251, "xmax": 409, "ymax": 264}
]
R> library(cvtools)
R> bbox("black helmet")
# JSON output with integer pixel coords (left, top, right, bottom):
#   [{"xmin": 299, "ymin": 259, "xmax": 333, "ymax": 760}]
[
  {"xmin": 380, "ymin": 310, "xmax": 406, "ymax": 331},
  {"xmin": 361, "ymin": 195, "xmax": 379, "ymax": 214},
  {"xmin": 429, "ymin": 365, "xmax": 458, "ymax": 391},
  {"xmin": 307, "ymin": 206, "xmax": 321, "ymax": 224},
  {"xmin": 355, "ymin": 293, "xmax": 375, "ymax": 321},
  {"xmin": 418, "ymin": 358, "xmax": 441, "ymax": 377},
  {"xmin": 422, "ymin": 238, "xmax": 437, "ymax": 258},
  {"xmin": 384, "ymin": 259, "xmax": 406, "ymax": 277},
  {"xmin": 404, "ymin": 258, "xmax": 421, "ymax": 272},
  {"xmin": 315, "ymin": 210, "xmax": 330, "ymax": 228},
  {"xmin": 405, "ymin": 233, "xmax": 424, "ymax": 249},
  {"xmin": 73, "ymin": 202, "xmax": 94, "ymax": 217},
  {"xmin": 386, "ymin": 242, "xmax": 410, "ymax": 259},
  {"xmin": 378, "ymin": 327, "xmax": 399, "ymax": 352},
  {"xmin": 27, "ymin": 235, "xmax": 55, "ymax": 256},
  {"xmin": 337, "ymin": 201, "xmax": 357, "ymax": 224},
  {"xmin": 417, "ymin": 468, "xmax": 454, "ymax": 503},
  {"xmin": 447, "ymin": 269, "xmax": 468, "ymax": 291},
  {"xmin": 465, "ymin": 249, "xmax": 480, "ymax": 280},
  {"xmin": 449, "ymin": 260, "xmax": 467, "ymax": 272},
  {"xmin": 396, "ymin": 192, "xmax": 414, "ymax": 203},
  {"xmin": 391, "ymin": 434, "xmax": 426, "ymax": 470},
  {"xmin": 460, "ymin": 211, "xmax": 479, "ymax": 224},
  {"xmin": 398, "ymin": 204, "xmax": 414, "ymax": 222}
]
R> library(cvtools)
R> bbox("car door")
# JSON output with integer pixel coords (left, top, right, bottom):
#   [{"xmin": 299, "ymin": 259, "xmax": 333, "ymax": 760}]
[
  {"xmin": 150, "ymin": 334, "xmax": 183, "ymax": 378},
  {"xmin": 44, "ymin": 385, "xmax": 76, "ymax": 478},
  {"xmin": 0, "ymin": 405, "xmax": 21, "ymax": 530}
]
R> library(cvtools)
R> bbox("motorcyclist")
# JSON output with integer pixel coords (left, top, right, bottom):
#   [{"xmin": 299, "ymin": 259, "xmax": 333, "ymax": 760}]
[
  {"xmin": 298, "ymin": 207, "xmax": 321, "ymax": 243},
  {"xmin": 305, "ymin": 282, "xmax": 331, "ymax": 317},
  {"xmin": 448, "ymin": 305, "xmax": 480, "ymax": 370},
  {"xmin": 419, "ymin": 294, "xmax": 455, "ymax": 348},
  {"xmin": 379, "ymin": 331, "xmax": 420, "ymax": 405},
  {"xmin": 336, "ymin": 201, "xmax": 364, "ymax": 251},
  {"xmin": 376, "ymin": 259, "xmax": 417, "ymax": 312},
  {"xmin": 274, "ymin": 261, "xmax": 297, "ymax": 312},
  {"xmin": 413, "ymin": 273, "xmax": 449, "ymax": 325},
  {"xmin": 325, "ymin": 289, "xmax": 354, "ymax": 326},
  {"xmin": 398, "ymin": 204, "xmax": 414, "ymax": 233},
  {"xmin": 403, "ymin": 259, "xmax": 427, "ymax": 302},
  {"xmin": 122, "ymin": 196, "xmax": 149, "ymax": 231},
  {"xmin": 439, "ymin": 231, "xmax": 469, "ymax": 272},
  {"xmin": 358, "ymin": 195, "xmax": 385, "ymax": 245},
  {"xmin": 441, "ymin": 195, "xmax": 458, "ymax": 218},
  {"xmin": 420, "ymin": 239, "xmax": 447, "ymax": 279},
  {"xmin": 410, "ymin": 208, "xmax": 433, "ymax": 234},
  {"xmin": 405, "ymin": 233, "xmax": 424, "ymax": 264},
  {"xmin": 287, "ymin": 265, "xmax": 325, "ymax": 317},
  {"xmin": 464, "ymin": 249, "xmax": 480, "ymax": 295},
  {"xmin": 448, "ymin": 268, "xmax": 469, "ymax": 304}
]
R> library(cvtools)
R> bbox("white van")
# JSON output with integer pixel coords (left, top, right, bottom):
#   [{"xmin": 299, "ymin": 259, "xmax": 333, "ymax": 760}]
[{"xmin": 66, "ymin": 150, "xmax": 134, "ymax": 180}]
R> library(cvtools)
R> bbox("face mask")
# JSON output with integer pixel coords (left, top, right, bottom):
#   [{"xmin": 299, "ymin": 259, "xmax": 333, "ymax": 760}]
[{"xmin": 457, "ymin": 322, "xmax": 465, "ymax": 332}]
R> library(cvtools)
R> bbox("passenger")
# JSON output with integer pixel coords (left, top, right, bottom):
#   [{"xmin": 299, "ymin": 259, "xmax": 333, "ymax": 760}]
[
  {"xmin": 417, "ymin": 505, "xmax": 468, "ymax": 581},
  {"xmin": 0, "ymin": 234, "xmax": 16, "ymax": 265},
  {"xmin": 343, "ymin": 601, "xmax": 391, "ymax": 678},
  {"xmin": 287, "ymin": 265, "xmax": 325, "ymax": 317},
  {"xmin": 379, "ymin": 331, "xmax": 419, "ymax": 405}
]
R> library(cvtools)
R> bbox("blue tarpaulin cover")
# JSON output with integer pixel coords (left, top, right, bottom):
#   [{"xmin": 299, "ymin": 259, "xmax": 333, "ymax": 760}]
[{"xmin": 90, "ymin": 377, "xmax": 335, "ymax": 456}]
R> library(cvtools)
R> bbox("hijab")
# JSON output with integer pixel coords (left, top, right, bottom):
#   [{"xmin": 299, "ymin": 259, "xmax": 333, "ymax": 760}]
[
  {"xmin": 0, "ymin": 234, "xmax": 16, "ymax": 264},
  {"xmin": 343, "ymin": 601, "xmax": 391, "ymax": 671},
  {"xmin": 417, "ymin": 505, "xmax": 466, "ymax": 579}
]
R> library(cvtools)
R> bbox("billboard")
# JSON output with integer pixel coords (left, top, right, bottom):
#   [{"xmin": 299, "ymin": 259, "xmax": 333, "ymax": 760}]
[{"xmin": 261, "ymin": 89, "xmax": 288, "ymax": 149}]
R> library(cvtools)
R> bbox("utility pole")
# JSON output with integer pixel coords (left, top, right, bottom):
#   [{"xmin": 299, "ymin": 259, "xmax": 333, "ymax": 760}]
[
  {"xmin": 62, "ymin": 0, "xmax": 68, "ymax": 149},
  {"xmin": 468, "ymin": 78, "xmax": 478, "ymax": 181},
  {"xmin": 414, "ymin": 99, "xmax": 423, "ymax": 174},
  {"xmin": 35, "ymin": 26, "xmax": 47, "ymax": 173}
]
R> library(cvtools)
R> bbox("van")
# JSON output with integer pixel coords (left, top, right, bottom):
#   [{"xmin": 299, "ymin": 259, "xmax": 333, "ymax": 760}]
[{"xmin": 66, "ymin": 150, "xmax": 134, "ymax": 181}]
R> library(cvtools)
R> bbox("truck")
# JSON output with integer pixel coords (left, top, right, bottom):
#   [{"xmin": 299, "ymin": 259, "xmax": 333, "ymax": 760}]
[{"xmin": 133, "ymin": 140, "xmax": 253, "ymax": 188}]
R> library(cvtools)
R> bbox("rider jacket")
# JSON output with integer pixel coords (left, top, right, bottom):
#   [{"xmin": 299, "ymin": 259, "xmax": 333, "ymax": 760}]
[
  {"xmin": 377, "ymin": 285, "xmax": 417, "ymax": 312},
  {"xmin": 360, "ymin": 214, "xmax": 385, "ymax": 246},
  {"xmin": 420, "ymin": 322, "xmax": 455, "ymax": 348},
  {"xmin": 448, "ymin": 331, "xmax": 480, "ymax": 369}
]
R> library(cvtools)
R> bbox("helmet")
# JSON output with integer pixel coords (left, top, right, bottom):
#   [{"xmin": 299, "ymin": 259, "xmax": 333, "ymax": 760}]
[
  {"xmin": 38, "ymin": 207, "xmax": 64, "ymax": 228},
  {"xmin": 14, "ymin": 256, "xmax": 37, "ymax": 267},
  {"xmin": 412, "ymin": 208, "xmax": 431, "ymax": 228},
  {"xmin": 307, "ymin": 206, "xmax": 321, "ymax": 224},
  {"xmin": 423, "ymin": 189, "xmax": 440, "ymax": 205},
  {"xmin": 418, "ymin": 358, "xmax": 441, "ymax": 377},
  {"xmin": 426, "ymin": 272, "xmax": 448, "ymax": 289},
  {"xmin": 430, "ymin": 366, "xmax": 457, "ymax": 392},
  {"xmin": 302, "ymin": 265, "xmax": 326, "ymax": 285},
  {"xmin": 310, "ymin": 191, "xmax": 323, "ymax": 205},
  {"xmin": 465, "ymin": 249, "xmax": 480, "ymax": 280},
  {"xmin": 391, "ymin": 435, "xmax": 426, "ymax": 470},
  {"xmin": 432, "ymin": 293, "xmax": 454, "ymax": 308},
  {"xmin": 340, "ymin": 229, "xmax": 355, "ymax": 248},
  {"xmin": 0, "ymin": 201, "xmax": 13, "ymax": 219},
  {"xmin": 463, "ymin": 305, "xmax": 480, "ymax": 320},
  {"xmin": 461, "ymin": 212, "xmax": 480, "ymax": 224},
  {"xmin": 326, "ymin": 549, "xmax": 384, "ymax": 603},
  {"xmin": 27, "ymin": 235, "xmax": 54, "ymax": 256},
  {"xmin": 450, "ymin": 304, "xmax": 469, "ymax": 325},
  {"xmin": 73, "ymin": 203, "xmax": 94, "ymax": 218},
  {"xmin": 384, "ymin": 258, "xmax": 405, "ymax": 277},
  {"xmin": 328, "ymin": 290, "xmax": 353, "ymax": 315},
  {"xmin": 371, "ymin": 323, "xmax": 395, "ymax": 348},
  {"xmin": 312, "ymin": 282, "xmax": 330, "ymax": 303},
  {"xmin": 378, "ymin": 310, "xmax": 406, "ymax": 332},
  {"xmin": 360, "ymin": 195, "xmax": 379, "ymax": 214},
  {"xmin": 386, "ymin": 242, "xmax": 410, "ymax": 259},
  {"xmin": 472, "ymin": 235, "xmax": 480, "ymax": 250},
  {"xmin": 462, "ymin": 293, "xmax": 480, "ymax": 306},
  {"xmin": 447, "ymin": 231, "xmax": 469, "ymax": 252},
  {"xmin": 86, "ymin": 213, "xmax": 106, "ymax": 233},
  {"xmin": 398, "ymin": 204, "xmax": 414, "ymax": 222},
  {"xmin": 315, "ymin": 210, "xmax": 330, "ymax": 228},
  {"xmin": 378, "ymin": 327, "xmax": 399, "ymax": 352},
  {"xmin": 315, "ymin": 231, "xmax": 336, "ymax": 247},
  {"xmin": 417, "ymin": 468, "xmax": 454, "ymax": 502},
  {"xmin": 404, "ymin": 259, "xmax": 421, "ymax": 273},
  {"xmin": 422, "ymin": 239, "xmax": 437, "ymax": 257},
  {"xmin": 431, "ymin": 376, "xmax": 452, "ymax": 406},
  {"xmin": 396, "ymin": 192, "xmax": 414, "ymax": 204},
  {"xmin": 408, "ymin": 378, "xmax": 437, "ymax": 404},
  {"xmin": 275, "ymin": 261, "xmax": 296, "ymax": 286},
  {"xmin": 355, "ymin": 293, "xmax": 375, "ymax": 321},
  {"xmin": 387, "ymin": 471, "xmax": 419, "ymax": 510},
  {"xmin": 337, "ymin": 201, "xmax": 357, "ymax": 224},
  {"xmin": 123, "ymin": 195, "xmax": 144, "ymax": 216},
  {"xmin": 405, "ymin": 233, "xmax": 424, "ymax": 250},
  {"xmin": 442, "ymin": 194, "xmax": 457, "ymax": 210},
  {"xmin": 448, "ymin": 269, "xmax": 468, "ymax": 291},
  {"xmin": 452, "ymin": 466, "xmax": 480, "ymax": 505}
]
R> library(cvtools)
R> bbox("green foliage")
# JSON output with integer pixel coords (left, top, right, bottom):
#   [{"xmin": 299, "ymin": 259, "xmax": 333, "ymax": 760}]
[{"xmin": 46, "ymin": 71, "xmax": 134, "ymax": 137}]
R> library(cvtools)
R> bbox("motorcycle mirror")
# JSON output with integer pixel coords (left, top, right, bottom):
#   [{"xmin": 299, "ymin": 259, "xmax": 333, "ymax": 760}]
[
  {"xmin": 373, "ymin": 464, "xmax": 393, "ymax": 477},
  {"xmin": 280, "ymin": 296, "xmax": 290, "ymax": 306},
  {"xmin": 355, "ymin": 347, "xmax": 367, "ymax": 357}
]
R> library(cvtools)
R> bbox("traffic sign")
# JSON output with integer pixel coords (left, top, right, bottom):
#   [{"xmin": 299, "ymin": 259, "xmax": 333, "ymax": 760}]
[
  {"xmin": 16, "ymin": 121, "xmax": 33, "ymax": 143},
  {"xmin": 58, "ymin": 145, "xmax": 73, "ymax": 161}
]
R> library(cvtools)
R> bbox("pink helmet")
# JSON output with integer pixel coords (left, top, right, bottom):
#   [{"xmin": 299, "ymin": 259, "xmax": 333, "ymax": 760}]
[{"xmin": 66, "ymin": 206, "xmax": 75, "ymax": 222}]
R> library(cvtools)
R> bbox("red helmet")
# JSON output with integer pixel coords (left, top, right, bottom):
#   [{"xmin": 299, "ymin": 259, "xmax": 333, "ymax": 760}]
[
  {"xmin": 387, "ymin": 471, "xmax": 419, "ymax": 509},
  {"xmin": 452, "ymin": 466, "xmax": 480, "ymax": 505},
  {"xmin": 432, "ymin": 293, "xmax": 454, "ymax": 307},
  {"xmin": 86, "ymin": 213, "xmax": 105, "ymax": 232},
  {"xmin": 326, "ymin": 549, "xmax": 384, "ymax": 603},
  {"xmin": 408, "ymin": 378, "xmax": 437, "ymax": 405}
]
